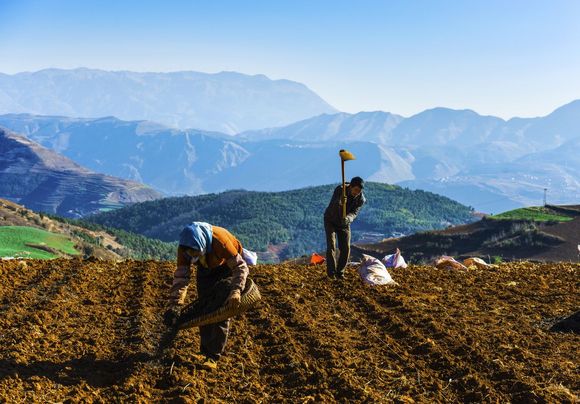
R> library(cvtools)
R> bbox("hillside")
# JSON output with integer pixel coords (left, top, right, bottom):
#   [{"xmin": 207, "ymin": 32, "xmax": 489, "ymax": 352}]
[
  {"xmin": 0, "ymin": 68, "xmax": 337, "ymax": 133},
  {"xmin": 2, "ymin": 107, "xmax": 580, "ymax": 212},
  {"xmin": 86, "ymin": 183, "xmax": 476, "ymax": 261},
  {"xmin": 0, "ymin": 114, "xmax": 252, "ymax": 195},
  {"xmin": 0, "ymin": 114, "xmax": 417, "ymax": 195},
  {"xmin": 354, "ymin": 204, "xmax": 580, "ymax": 263},
  {"xmin": 0, "ymin": 127, "xmax": 161, "ymax": 217},
  {"xmin": 0, "ymin": 258, "xmax": 577, "ymax": 402},
  {"xmin": 0, "ymin": 198, "xmax": 174, "ymax": 260}
]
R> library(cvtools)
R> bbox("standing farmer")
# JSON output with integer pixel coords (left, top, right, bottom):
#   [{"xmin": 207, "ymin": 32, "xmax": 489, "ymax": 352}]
[
  {"xmin": 163, "ymin": 222, "xmax": 249, "ymax": 370},
  {"xmin": 324, "ymin": 176, "xmax": 366, "ymax": 279}
]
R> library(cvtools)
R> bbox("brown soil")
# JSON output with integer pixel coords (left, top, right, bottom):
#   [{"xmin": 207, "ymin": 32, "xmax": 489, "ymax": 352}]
[
  {"xmin": 534, "ymin": 217, "xmax": 580, "ymax": 262},
  {"xmin": 0, "ymin": 259, "xmax": 578, "ymax": 402}
]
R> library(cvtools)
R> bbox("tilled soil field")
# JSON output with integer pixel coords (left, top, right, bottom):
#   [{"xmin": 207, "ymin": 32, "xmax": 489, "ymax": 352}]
[{"xmin": 0, "ymin": 259, "xmax": 578, "ymax": 403}]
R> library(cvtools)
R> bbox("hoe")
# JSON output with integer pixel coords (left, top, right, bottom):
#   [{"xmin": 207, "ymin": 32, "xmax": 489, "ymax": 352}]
[{"xmin": 339, "ymin": 149, "xmax": 356, "ymax": 219}]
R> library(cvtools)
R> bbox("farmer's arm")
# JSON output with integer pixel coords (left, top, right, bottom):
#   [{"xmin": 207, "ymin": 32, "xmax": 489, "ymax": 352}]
[
  {"xmin": 169, "ymin": 245, "xmax": 192, "ymax": 306},
  {"xmin": 346, "ymin": 194, "xmax": 366, "ymax": 224},
  {"xmin": 227, "ymin": 253, "xmax": 249, "ymax": 293},
  {"xmin": 214, "ymin": 237, "xmax": 249, "ymax": 293}
]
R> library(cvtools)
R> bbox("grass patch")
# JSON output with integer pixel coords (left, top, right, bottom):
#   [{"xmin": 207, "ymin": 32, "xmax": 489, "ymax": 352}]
[
  {"xmin": 98, "ymin": 202, "xmax": 124, "ymax": 213},
  {"xmin": 0, "ymin": 226, "xmax": 79, "ymax": 259},
  {"xmin": 490, "ymin": 207, "xmax": 573, "ymax": 222}
]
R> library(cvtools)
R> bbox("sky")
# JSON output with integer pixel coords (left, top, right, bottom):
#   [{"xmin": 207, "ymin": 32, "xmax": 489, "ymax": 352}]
[{"xmin": 1, "ymin": 0, "xmax": 580, "ymax": 119}]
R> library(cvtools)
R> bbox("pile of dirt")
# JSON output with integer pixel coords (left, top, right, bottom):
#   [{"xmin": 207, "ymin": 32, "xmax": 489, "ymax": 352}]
[{"xmin": 0, "ymin": 259, "xmax": 578, "ymax": 402}]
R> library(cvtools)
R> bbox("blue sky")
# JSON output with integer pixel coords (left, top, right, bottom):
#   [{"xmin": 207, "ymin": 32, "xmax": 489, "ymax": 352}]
[{"xmin": 1, "ymin": 0, "xmax": 579, "ymax": 119}]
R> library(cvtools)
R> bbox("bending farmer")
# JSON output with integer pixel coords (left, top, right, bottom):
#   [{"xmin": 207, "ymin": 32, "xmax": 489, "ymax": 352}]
[
  {"xmin": 164, "ymin": 222, "xmax": 249, "ymax": 370},
  {"xmin": 323, "ymin": 176, "xmax": 366, "ymax": 279}
]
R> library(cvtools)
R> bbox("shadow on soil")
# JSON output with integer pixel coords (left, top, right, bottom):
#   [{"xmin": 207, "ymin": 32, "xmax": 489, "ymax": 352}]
[{"xmin": 0, "ymin": 352, "xmax": 154, "ymax": 387}]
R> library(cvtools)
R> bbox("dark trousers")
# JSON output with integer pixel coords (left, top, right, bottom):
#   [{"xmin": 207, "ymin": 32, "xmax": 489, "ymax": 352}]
[
  {"xmin": 324, "ymin": 219, "xmax": 351, "ymax": 277},
  {"xmin": 196, "ymin": 264, "xmax": 232, "ymax": 360}
]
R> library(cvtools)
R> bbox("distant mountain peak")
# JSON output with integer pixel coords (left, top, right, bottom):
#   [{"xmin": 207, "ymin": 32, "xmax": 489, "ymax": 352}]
[
  {"xmin": 0, "ymin": 68, "xmax": 337, "ymax": 134},
  {"xmin": 241, "ymin": 110, "xmax": 404, "ymax": 143},
  {"xmin": 548, "ymin": 99, "xmax": 580, "ymax": 117},
  {"xmin": 418, "ymin": 106, "xmax": 502, "ymax": 119}
]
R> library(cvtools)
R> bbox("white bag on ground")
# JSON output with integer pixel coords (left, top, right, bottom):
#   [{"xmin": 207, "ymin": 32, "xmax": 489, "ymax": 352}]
[
  {"xmin": 433, "ymin": 255, "xmax": 467, "ymax": 270},
  {"xmin": 358, "ymin": 254, "xmax": 398, "ymax": 286},
  {"xmin": 242, "ymin": 248, "xmax": 258, "ymax": 266},
  {"xmin": 381, "ymin": 248, "xmax": 408, "ymax": 269},
  {"xmin": 463, "ymin": 257, "xmax": 494, "ymax": 269}
]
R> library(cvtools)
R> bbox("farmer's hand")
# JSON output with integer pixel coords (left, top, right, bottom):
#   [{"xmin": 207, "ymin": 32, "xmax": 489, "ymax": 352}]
[
  {"xmin": 341, "ymin": 217, "xmax": 350, "ymax": 227},
  {"xmin": 226, "ymin": 289, "xmax": 241, "ymax": 309},
  {"xmin": 163, "ymin": 306, "xmax": 180, "ymax": 327}
]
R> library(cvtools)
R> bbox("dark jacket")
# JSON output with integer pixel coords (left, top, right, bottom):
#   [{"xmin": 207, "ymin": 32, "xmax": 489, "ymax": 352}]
[{"xmin": 324, "ymin": 184, "xmax": 366, "ymax": 227}]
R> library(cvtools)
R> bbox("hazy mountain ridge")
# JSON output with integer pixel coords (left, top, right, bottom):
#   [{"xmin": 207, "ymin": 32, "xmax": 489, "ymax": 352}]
[
  {"xmin": 0, "ymin": 127, "xmax": 161, "ymax": 217},
  {"xmin": 0, "ymin": 68, "xmax": 337, "ymax": 134},
  {"xmin": 240, "ymin": 101, "xmax": 580, "ymax": 211},
  {"xmin": 0, "ymin": 114, "xmax": 253, "ymax": 195},
  {"xmin": 240, "ymin": 111, "xmax": 404, "ymax": 143},
  {"xmin": 1, "ymin": 98, "xmax": 580, "ymax": 213},
  {"xmin": 0, "ymin": 115, "xmax": 410, "ymax": 195}
]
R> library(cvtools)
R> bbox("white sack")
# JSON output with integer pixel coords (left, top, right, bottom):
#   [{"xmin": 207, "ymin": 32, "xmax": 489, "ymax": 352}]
[
  {"xmin": 358, "ymin": 254, "xmax": 398, "ymax": 286},
  {"xmin": 381, "ymin": 248, "xmax": 408, "ymax": 269},
  {"xmin": 463, "ymin": 257, "xmax": 494, "ymax": 269},
  {"xmin": 242, "ymin": 248, "xmax": 258, "ymax": 266},
  {"xmin": 433, "ymin": 256, "xmax": 467, "ymax": 270}
]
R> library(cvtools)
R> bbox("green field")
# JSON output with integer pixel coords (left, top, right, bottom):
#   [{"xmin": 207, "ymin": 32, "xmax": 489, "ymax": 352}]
[
  {"xmin": 490, "ymin": 207, "xmax": 573, "ymax": 222},
  {"xmin": 0, "ymin": 226, "xmax": 79, "ymax": 259}
]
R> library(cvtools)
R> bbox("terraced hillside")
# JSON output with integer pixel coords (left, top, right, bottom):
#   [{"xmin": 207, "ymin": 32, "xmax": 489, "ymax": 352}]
[
  {"xmin": 0, "ymin": 259, "xmax": 577, "ymax": 402},
  {"xmin": 0, "ymin": 127, "xmax": 161, "ymax": 217},
  {"xmin": 0, "ymin": 198, "xmax": 175, "ymax": 261},
  {"xmin": 355, "ymin": 204, "xmax": 580, "ymax": 263}
]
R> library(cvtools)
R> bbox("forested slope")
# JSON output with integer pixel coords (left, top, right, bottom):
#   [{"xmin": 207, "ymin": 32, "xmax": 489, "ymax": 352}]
[{"xmin": 88, "ymin": 183, "xmax": 474, "ymax": 260}]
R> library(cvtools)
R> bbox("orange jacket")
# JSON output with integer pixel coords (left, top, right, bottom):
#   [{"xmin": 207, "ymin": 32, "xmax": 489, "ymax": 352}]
[{"xmin": 169, "ymin": 225, "xmax": 249, "ymax": 306}]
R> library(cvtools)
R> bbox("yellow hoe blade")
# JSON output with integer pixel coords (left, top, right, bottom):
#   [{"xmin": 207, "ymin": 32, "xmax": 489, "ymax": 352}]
[{"xmin": 339, "ymin": 149, "xmax": 356, "ymax": 161}]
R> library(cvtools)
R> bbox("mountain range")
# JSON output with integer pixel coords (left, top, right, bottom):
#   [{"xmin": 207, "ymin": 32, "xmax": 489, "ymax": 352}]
[
  {"xmin": 242, "ymin": 103, "xmax": 580, "ymax": 212},
  {"xmin": 0, "ymin": 114, "xmax": 401, "ymax": 195},
  {"xmin": 0, "ymin": 68, "xmax": 337, "ymax": 134},
  {"xmin": 0, "ymin": 68, "xmax": 579, "ymax": 214},
  {"xmin": 0, "ymin": 127, "xmax": 161, "ymax": 217},
  {"xmin": 2, "ymin": 100, "xmax": 579, "ymax": 213}
]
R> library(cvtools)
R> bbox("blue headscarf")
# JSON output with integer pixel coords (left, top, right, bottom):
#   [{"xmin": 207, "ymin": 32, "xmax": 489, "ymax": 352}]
[{"xmin": 179, "ymin": 222, "xmax": 213, "ymax": 255}]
